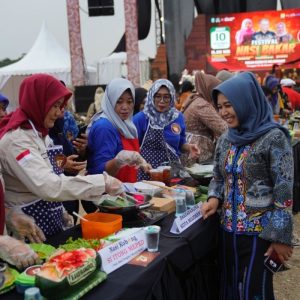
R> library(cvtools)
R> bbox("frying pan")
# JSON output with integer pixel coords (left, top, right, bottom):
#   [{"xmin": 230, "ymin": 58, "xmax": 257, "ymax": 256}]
[{"xmin": 97, "ymin": 193, "xmax": 152, "ymax": 221}]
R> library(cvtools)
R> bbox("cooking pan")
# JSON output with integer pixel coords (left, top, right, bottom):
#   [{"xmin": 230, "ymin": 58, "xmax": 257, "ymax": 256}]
[{"xmin": 97, "ymin": 193, "xmax": 152, "ymax": 221}]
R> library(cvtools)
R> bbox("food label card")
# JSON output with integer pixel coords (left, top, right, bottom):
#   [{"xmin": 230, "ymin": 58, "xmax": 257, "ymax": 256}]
[
  {"xmin": 170, "ymin": 203, "xmax": 202, "ymax": 234},
  {"xmin": 99, "ymin": 229, "xmax": 146, "ymax": 274}
]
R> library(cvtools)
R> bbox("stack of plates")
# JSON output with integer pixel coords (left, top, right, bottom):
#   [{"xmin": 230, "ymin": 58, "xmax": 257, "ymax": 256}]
[{"xmin": 185, "ymin": 163, "xmax": 214, "ymax": 179}]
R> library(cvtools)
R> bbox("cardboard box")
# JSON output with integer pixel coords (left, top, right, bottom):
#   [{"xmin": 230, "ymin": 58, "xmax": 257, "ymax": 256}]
[{"xmin": 150, "ymin": 197, "xmax": 175, "ymax": 214}]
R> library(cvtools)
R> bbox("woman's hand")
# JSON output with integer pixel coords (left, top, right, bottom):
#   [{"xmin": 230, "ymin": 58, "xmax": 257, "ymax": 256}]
[
  {"xmin": 63, "ymin": 155, "xmax": 87, "ymax": 174},
  {"xmin": 6, "ymin": 207, "xmax": 45, "ymax": 243},
  {"xmin": 73, "ymin": 133, "xmax": 88, "ymax": 157},
  {"xmin": 188, "ymin": 144, "xmax": 200, "ymax": 158},
  {"xmin": 265, "ymin": 242, "xmax": 293, "ymax": 263},
  {"xmin": 0, "ymin": 236, "xmax": 41, "ymax": 269},
  {"xmin": 181, "ymin": 143, "xmax": 200, "ymax": 158},
  {"xmin": 201, "ymin": 197, "xmax": 219, "ymax": 220}
]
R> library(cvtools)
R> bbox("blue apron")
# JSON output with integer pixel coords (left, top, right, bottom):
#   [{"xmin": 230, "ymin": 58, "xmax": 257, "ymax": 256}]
[
  {"xmin": 138, "ymin": 122, "xmax": 179, "ymax": 180},
  {"xmin": 21, "ymin": 146, "xmax": 64, "ymax": 237}
]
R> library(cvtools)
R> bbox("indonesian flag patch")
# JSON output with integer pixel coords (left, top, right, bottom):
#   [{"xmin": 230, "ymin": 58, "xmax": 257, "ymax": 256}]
[{"xmin": 16, "ymin": 149, "xmax": 33, "ymax": 166}]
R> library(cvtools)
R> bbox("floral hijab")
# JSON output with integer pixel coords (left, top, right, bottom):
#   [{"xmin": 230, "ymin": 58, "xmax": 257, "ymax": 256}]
[{"xmin": 143, "ymin": 79, "xmax": 179, "ymax": 129}]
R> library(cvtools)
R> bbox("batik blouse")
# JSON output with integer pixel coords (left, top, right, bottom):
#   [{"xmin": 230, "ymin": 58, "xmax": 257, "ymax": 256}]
[{"xmin": 208, "ymin": 128, "xmax": 293, "ymax": 245}]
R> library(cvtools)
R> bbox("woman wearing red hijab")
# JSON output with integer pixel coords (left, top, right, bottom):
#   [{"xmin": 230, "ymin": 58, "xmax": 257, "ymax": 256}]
[{"xmin": 0, "ymin": 74, "xmax": 124, "ymax": 241}]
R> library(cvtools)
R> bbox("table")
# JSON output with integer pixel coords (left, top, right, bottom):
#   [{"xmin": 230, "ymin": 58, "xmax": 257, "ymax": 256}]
[{"xmin": 3, "ymin": 213, "xmax": 219, "ymax": 300}]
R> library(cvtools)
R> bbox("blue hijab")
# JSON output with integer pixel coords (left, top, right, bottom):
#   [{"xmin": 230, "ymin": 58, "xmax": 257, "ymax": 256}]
[{"xmin": 212, "ymin": 72, "xmax": 289, "ymax": 146}]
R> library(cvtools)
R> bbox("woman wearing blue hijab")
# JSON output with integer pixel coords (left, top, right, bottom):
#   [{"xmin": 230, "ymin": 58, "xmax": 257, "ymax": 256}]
[{"xmin": 201, "ymin": 72, "xmax": 294, "ymax": 299}]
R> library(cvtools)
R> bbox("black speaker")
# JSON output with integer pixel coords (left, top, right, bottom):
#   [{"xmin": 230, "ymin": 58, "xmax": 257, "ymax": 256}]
[
  {"xmin": 74, "ymin": 85, "xmax": 106, "ymax": 113},
  {"xmin": 88, "ymin": 0, "xmax": 114, "ymax": 16}
]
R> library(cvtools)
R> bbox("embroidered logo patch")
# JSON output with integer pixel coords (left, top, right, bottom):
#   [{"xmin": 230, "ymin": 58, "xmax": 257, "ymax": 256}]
[{"xmin": 171, "ymin": 123, "xmax": 181, "ymax": 134}]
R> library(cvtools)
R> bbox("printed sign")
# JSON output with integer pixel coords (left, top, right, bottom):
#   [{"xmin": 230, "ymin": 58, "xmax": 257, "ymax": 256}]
[
  {"xmin": 170, "ymin": 203, "xmax": 202, "ymax": 234},
  {"xmin": 207, "ymin": 8, "xmax": 300, "ymax": 70},
  {"xmin": 99, "ymin": 229, "xmax": 146, "ymax": 274}
]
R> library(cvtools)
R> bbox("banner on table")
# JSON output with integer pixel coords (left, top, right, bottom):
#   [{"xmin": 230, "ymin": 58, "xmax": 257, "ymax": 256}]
[{"xmin": 207, "ymin": 8, "xmax": 300, "ymax": 71}]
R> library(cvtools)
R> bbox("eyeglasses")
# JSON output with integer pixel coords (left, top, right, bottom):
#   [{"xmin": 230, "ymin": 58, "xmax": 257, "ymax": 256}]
[{"xmin": 154, "ymin": 94, "xmax": 171, "ymax": 103}]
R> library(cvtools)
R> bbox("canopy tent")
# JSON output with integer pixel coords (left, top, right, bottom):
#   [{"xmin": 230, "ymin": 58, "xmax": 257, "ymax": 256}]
[
  {"xmin": 0, "ymin": 23, "xmax": 97, "ymax": 111},
  {"xmin": 97, "ymin": 52, "xmax": 150, "ymax": 86}
]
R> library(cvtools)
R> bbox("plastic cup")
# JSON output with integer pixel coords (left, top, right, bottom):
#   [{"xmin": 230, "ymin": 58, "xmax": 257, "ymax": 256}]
[
  {"xmin": 158, "ymin": 166, "xmax": 171, "ymax": 185},
  {"xmin": 173, "ymin": 189, "xmax": 187, "ymax": 217},
  {"xmin": 149, "ymin": 169, "xmax": 164, "ymax": 182},
  {"xmin": 185, "ymin": 190, "xmax": 195, "ymax": 208},
  {"xmin": 144, "ymin": 225, "xmax": 161, "ymax": 252}
]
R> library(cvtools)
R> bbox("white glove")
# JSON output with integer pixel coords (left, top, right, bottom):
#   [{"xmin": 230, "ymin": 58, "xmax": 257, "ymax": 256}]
[
  {"xmin": 115, "ymin": 150, "xmax": 148, "ymax": 168},
  {"xmin": 103, "ymin": 172, "xmax": 124, "ymax": 196},
  {"xmin": 0, "ymin": 235, "xmax": 41, "ymax": 269},
  {"xmin": 6, "ymin": 207, "xmax": 46, "ymax": 243}
]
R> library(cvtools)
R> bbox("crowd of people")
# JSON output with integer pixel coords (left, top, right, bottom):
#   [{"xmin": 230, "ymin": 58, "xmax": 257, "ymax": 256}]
[{"xmin": 0, "ymin": 67, "xmax": 299, "ymax": 299}]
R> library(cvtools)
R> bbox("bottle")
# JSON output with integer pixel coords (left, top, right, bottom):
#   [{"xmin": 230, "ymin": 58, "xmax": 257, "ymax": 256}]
[{"xmin": 24, "ymin": 287, "xmax": 42, "ymax": 300}]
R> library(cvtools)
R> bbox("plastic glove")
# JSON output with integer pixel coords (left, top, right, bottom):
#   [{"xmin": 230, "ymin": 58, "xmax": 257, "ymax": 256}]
[
  {"xmin": 6, "ymin": 207, "xmax": 46, "ymax": 243},
  {"xmin": 62, "ymin": 209, "xmax": 74, "ymax": 230},
  {"xmin": 0, "ymin": 235, "xmax": 41, "ymax": 269},
  {"xmin": 115, "ymin": 150, "xmax": 148, "ymax": 168},
  {"xmin": 103, "ymin": 171, "xmax": 124, "ymax": 196}
]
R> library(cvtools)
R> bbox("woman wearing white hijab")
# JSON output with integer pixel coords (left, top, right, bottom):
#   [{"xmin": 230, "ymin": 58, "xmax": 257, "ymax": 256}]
[{"xmin": 87, "ymin": 78, "xmax": 150, "ymax": 182}]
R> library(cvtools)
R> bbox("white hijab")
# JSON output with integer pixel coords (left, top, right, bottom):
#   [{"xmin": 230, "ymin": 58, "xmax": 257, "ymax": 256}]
[{"xmin": 101, "ymin": 78, "xmax": 137, "ymax": 139}]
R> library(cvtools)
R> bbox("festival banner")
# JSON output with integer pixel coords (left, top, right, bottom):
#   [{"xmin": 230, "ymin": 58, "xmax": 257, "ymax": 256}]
[{"xmin": 207, "ymin": 8, "xmax": 300, "ymax": 71}]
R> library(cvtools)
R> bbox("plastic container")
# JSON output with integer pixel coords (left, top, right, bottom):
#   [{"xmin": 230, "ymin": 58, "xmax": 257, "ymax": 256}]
[{"xmin": 81, "ymin": 212, "xmax": 122, "ymax": 239}]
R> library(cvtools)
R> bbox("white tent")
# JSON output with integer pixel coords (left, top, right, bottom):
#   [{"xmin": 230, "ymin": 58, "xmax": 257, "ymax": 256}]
[
  {"xmin": 97, "ymin": 52, "xmax": 150, "ymax": 85},
  {"xmin": 0, "ymin": 23, "xmax": 97, "ymax": 111}
]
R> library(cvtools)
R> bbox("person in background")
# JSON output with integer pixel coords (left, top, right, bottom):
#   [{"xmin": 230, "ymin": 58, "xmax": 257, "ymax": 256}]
[
  {"xmin": 181, "ymin": 72, "xmax": 227, "ymax": 166},
  {"xmin": 133, "ymin": 87, "xmax": 147, "ymax": 115},
  {"xmin": 264, "ymin": 75, "xmax": 292, "ymax": 117},
  {"xmin": 87, "ymin": 78, "xmax": 151, "ymax": 183},
  {"xmin": 133, "ymin": 79, "xmax": 200, "ymax": 180},
  {"xmin": 85, "ymin": 86, "xmax": 105, "ymax": 125},
  {"xmin": 48, "ymin": 107, "xmax": 95, "ymax": 223},
  {"xmin": 235, "ymin": 18, "xmax": 255, "ymax": 45},
  {"xmin": 216, "ymin": 70, "xmax": 235, "ymax": 82},
  {"xmin": 176, "ymin": 80, "xmax": 194, "ymax": 111},
  {"xmin": 0, "ymin": 74, "xmax": 124, "ymax": 241},
  {"xmin": 201, "ymin": 72, "xmax": 294, "ymax": 299},
  {"xmin": 0, "ymin": 171, "xmax": 40, "ymax": 269},
  {"xmin": 280, "ymin": 78, "xmax": 300, "ymax": 110},
  {"xmin": 0, "ymin": 93, "xmax": 9, "ymax": 120}
]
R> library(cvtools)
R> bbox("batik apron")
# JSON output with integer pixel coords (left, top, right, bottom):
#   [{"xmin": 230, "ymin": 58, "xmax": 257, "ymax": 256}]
[
  {"xmin": 138, "ymin": 122, "xmax": 179, "ymax": 180},
  {"xmin": 21, "ymin": 121, "xmax": 65, "ymax": 237},
  {"xmin": 116, "ymin": 135, "xmax": 140, "ymax": 183}
]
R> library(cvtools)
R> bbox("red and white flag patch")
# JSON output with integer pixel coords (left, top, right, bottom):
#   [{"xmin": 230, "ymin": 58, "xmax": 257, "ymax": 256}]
[{"xmin": 16, "ymin": 149, "xmax": 33, "ymax": 166}]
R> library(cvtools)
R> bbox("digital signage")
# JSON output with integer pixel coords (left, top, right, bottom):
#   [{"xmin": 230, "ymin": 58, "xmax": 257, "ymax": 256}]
[{"xmin": 207, "ymin": 8, "xmax": 300, "ymax": 71}]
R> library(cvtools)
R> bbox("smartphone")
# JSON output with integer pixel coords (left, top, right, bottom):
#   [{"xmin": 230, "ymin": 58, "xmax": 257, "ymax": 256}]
[
  {"xmin": 264, "ymin": 251, "xmax": 283, "ymax": 273},
  {"xmin": 78, "ymin": 125, "xmax": 87, "ymax": 136}
]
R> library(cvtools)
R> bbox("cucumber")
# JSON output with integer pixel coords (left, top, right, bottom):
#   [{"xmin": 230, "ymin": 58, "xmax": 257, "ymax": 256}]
[
  {"xmin": 199, "ymin": 185, "xmax": 209, "ymax": 194},
  {"xmin": 36, "ymin": 249, "xmax": 101, "ymax": 299}
]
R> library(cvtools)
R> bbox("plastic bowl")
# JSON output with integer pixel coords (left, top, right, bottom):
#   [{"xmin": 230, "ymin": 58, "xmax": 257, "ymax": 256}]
[
  {"xmin": 81, "ymin": 212, "xmax": 122, "ymax": 239},
  {"xmin": 133, "ymin": 181, "xmax": 165, "ymax": 196}
]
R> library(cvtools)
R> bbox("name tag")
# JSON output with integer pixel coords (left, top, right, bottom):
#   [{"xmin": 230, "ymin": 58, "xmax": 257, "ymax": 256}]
[
  {"xmin": 99, "ymin": 229, "xmax": 146, "ymax": 274},
  {"xmin": 170, "ymin": 203, "xmax": 202, "ymax": 234}
]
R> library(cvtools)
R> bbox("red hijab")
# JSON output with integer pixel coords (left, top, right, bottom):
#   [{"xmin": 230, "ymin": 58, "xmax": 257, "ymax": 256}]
[{"xmin": 0, "ymin": 74, "xmax": 72, "ymax": 139}]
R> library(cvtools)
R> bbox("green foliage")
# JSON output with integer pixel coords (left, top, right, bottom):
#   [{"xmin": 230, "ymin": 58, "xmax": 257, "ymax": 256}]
[{"xmin": 0, "ymin": 53, "xmax": 25, "ymax": 67}]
